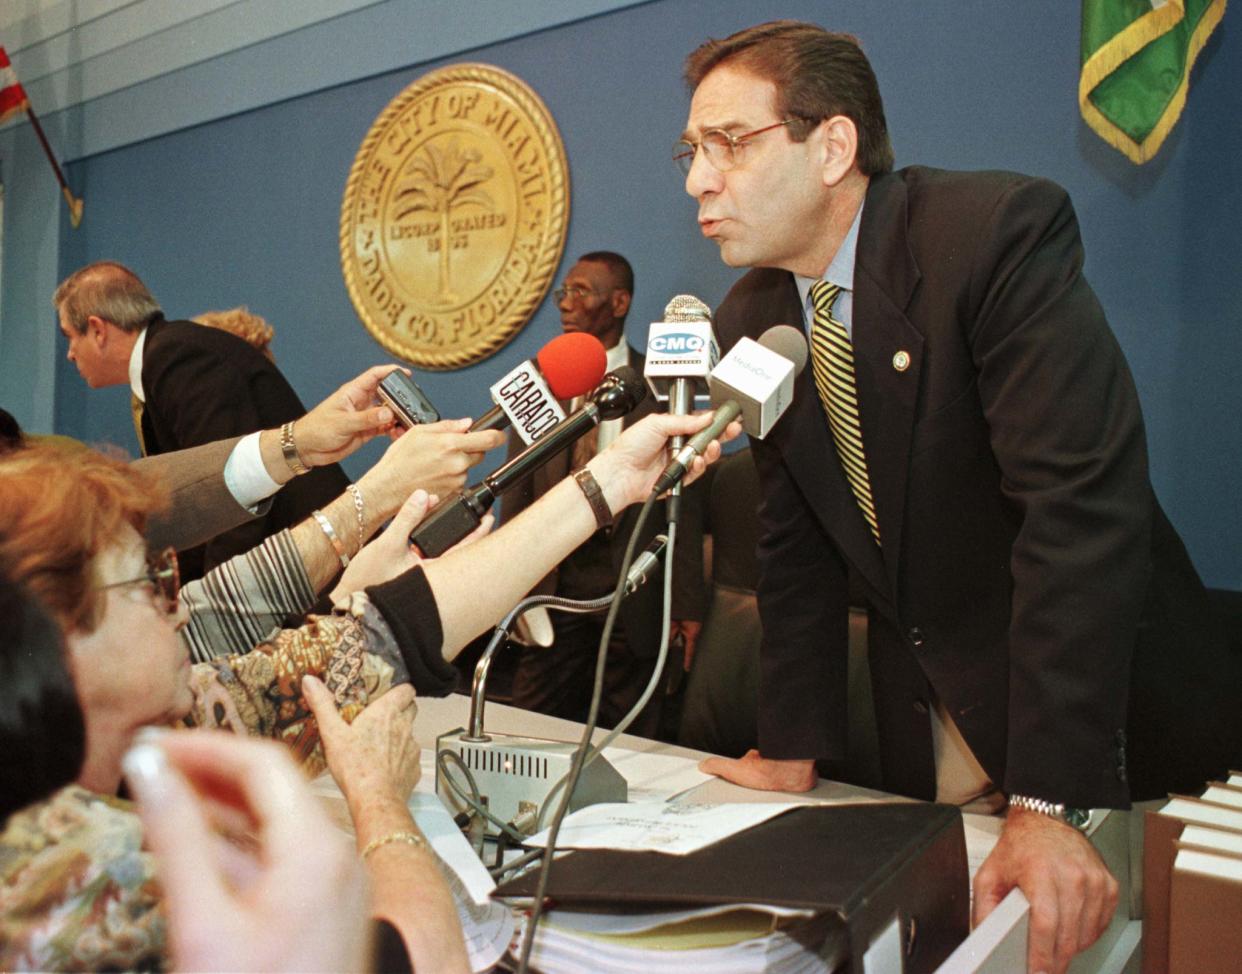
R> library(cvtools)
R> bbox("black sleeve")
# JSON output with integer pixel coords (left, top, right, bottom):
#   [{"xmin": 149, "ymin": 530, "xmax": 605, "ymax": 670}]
[
  {"xmin": 366, "ymin": 567, "xmax": 459, "ymax": 696},
  {"xmin": 369, "ymin": 918, "xmax": 413, "ymax": 974}
]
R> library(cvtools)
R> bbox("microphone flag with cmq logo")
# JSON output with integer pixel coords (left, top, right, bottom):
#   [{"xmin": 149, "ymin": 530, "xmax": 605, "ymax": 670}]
[
  {"xmin": 643, "ymin": 294, "xmax": 718, "ymax": 402},
  {"xmin": 653, "ymin": 325, "xmax": 808, "ymax": 494}
]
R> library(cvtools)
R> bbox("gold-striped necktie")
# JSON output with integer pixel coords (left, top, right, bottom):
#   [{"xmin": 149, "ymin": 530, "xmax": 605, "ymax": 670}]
[
  {"xmin": 130, "ymin": 393, "xmax": 148, "ymax": 456},
  {"xmin": 809, "ymin": 280, "xmax": 880, "ymax": 544}
]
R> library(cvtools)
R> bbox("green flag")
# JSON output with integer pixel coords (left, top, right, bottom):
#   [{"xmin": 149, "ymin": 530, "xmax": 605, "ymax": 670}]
[{"xmin": 1080, "ymin": 0, "xmax": 1226, "ymax": 163}]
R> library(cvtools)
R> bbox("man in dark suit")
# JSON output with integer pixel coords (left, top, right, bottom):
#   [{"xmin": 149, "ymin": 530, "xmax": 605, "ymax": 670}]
[
  {"xmin": 503, "ymin": 251, "xmax": 705, "ymax": 737},
  {"xmin": 678, "ymin": 21, "xmax": 1239, "ymax": 974},
  {"xmin": 54, "ymin": 261, "xmax": 348, "ymax": 579}
]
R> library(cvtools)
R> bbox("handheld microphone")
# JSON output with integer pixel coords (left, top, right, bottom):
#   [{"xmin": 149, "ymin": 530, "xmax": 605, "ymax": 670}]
[
  {"xmin": 653, "ymin": 325, "xmax": 808, "ymax": 494},
  {"xmin": 469, "ymin": 332, "xmax": 608, "ymax": 445},
  {"xmin": 411, "ymin": 367, "xmax": 649, "ymax": 556},
  {"xmin": 644, "ymin": 295, "xmax": 717, "ymax": 520}
]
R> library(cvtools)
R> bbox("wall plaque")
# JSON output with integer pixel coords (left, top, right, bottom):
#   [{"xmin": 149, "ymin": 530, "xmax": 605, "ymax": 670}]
[{"xmin": 341, "ymin": 63, "xmax": 569, "ymax": 369}]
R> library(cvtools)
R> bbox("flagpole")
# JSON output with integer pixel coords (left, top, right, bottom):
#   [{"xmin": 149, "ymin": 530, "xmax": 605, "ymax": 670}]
[{"xmin": 23, "ymin": 103, "xmax": 84, "ymax": 228}]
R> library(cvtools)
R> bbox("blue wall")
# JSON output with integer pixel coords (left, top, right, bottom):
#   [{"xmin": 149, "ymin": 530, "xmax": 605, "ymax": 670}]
[{"xmin": 38, "ymin": 0, "xmax": 1242, "ymax": 587}]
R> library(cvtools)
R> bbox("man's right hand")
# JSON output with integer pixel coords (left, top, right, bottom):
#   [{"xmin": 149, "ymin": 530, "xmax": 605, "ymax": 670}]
[
  {"xmin": 699, "ymin": 749, "xmax": 818, "ymax": 792},
  {"xmin": 294, "ymin": 364, "xmax": 407, "ymax": 466}
]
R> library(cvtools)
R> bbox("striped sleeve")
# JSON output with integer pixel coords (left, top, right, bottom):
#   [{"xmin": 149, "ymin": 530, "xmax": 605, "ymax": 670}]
[{"xmin": 179, "ymin": 529, "xmax": 316, "ymax": 661}]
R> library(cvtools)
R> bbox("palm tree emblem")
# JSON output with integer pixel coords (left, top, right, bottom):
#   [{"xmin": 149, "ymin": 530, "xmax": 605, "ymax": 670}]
[{"xmin": 394, "ymin": 140, "xmax": 495, "ymax": 302}]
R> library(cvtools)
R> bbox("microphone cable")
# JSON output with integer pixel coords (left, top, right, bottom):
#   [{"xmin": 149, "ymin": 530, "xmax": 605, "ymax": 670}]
[{"xmin": 515, "ymin": 488, "xmax": 663, "ymax": 973}]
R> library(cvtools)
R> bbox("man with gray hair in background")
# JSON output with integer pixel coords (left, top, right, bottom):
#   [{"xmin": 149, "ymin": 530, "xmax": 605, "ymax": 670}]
[{"xmin": 54, "ymin": 260, "xmax": 353, "ymax": 579}]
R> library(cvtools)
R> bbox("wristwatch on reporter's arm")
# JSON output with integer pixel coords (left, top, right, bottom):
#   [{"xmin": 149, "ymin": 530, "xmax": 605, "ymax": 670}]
[{"xmin": 1007, "ymin": 794, "xmax": 1093, "ymax": 832}]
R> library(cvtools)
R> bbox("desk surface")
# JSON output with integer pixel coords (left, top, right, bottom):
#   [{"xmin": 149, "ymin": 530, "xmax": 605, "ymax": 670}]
[{"xmin": 414, "ymin": 692, "xmax": 1141, "ymax": 974}]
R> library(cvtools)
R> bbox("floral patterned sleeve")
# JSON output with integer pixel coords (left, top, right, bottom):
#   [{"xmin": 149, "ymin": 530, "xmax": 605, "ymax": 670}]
[
  {"xmin": 180, "ymin": 602, "xmax": 396, "ymax": 777},
  {"xmin": 0, "ymin": 786, "xmax": 166, "ymax": 972}
]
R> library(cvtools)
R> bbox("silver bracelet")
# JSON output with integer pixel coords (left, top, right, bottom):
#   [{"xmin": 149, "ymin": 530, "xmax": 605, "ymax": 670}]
[
  {"xmin": 346, "ymin": 484, "xmax": 365, "ymax": 550},
  {"xmin": 311, "ymin": 510, "xmax": 349, "ymax": 569}
]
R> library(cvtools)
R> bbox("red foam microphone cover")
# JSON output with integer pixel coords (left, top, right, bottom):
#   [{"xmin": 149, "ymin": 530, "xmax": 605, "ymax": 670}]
[{"xmin": 537, "ymin": 332, "xmax": 608, "ymax": 399}]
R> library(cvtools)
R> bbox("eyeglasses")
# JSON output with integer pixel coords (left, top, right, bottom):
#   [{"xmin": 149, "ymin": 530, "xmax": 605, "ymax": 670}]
[
  {"xmin": 98, "ymin": 546, "xmax": 180, "ymax": 616},
  {"xmin": 553, "ymin": 285, "xmax": 610, "ymax": 304},
  {"xmin": 673, "ymin": 118, "xmax": 806, "ymax": 176}
]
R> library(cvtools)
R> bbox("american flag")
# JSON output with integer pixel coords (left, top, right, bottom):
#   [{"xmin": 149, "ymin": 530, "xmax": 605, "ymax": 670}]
[{"xmin": 0, "ymin": 47, "xmax": 30, "ymax": 125}]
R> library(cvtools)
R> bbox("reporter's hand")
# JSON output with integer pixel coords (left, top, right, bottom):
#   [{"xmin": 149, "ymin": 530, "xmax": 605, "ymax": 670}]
[
  {"xmin": 589, "ymin": 411, "xmax": 742, "ymax": 514},
  {"xmin": 698, "ymin": 749, "xmax": 818, "ymax": 792},
  {"xmin": 973, "ymin": 807, "xmax": 1118, "ymax": 974},
  {"xmin": 302, "ymin": 675, "xmax": 421, "ymax": 809},
  {"xmin": 331, "ymin": 488, "xmax": 494, "ymax": 604},
  {"xmin": 124, "ymin": 730, "xmax": 369, "ymax": 974},
  {"xmin": 358, "ymin": 418, "xmax": 505, "ymax": 520},
  {"xmin": 295, "ymin": 364, "xmax": 406, "ymax": 465}
]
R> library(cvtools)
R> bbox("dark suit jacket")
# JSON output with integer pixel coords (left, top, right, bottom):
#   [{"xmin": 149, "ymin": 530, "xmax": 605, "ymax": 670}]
[
  {"xmin": 715, "ymin": 167, "xmax": 1239, "ymax": 807},
  {"xmin": 139, "ymin": 317, "xmax": 349, "ymax": 577},
  {"xmin": 501, "ymin": 345, "xmax": 706, "ymax": 659}
]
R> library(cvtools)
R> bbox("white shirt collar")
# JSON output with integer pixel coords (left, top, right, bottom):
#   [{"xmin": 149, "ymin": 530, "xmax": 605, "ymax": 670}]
[
  {"xmin": 605, "ymin": 334, "xmax": 629, "ymax": 371},
  {"xmin": 128, "ymin": 326, "xmax": 149, "ymax": 402}
]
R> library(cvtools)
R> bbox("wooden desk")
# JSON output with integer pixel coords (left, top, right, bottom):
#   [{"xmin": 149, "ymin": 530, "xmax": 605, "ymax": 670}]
[{"xmin": 415, "ymin": 692, "xmax": 1142, "ymax": 974}]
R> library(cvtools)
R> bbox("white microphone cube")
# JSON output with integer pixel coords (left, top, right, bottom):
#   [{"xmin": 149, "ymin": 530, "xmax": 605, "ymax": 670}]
[
  {"xmin": 709, "ymin": 336, "xmax": 795, "ymax": 439},
  {"xmin": 489, "ymin": 360, "xmax": 567, "ymax": 446},
  {"xmin": 643, "ymin": 319, "xmax": 717, "ymax": 401}
]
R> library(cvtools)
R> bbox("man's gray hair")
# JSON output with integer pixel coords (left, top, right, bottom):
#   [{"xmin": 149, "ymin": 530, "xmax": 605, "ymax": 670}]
[{"xmin": 52, "ymin": 261, "xmax": 163, "ymax": 335}]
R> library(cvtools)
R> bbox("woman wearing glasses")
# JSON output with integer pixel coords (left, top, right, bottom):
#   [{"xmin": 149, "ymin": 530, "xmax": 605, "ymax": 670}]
[
  {"xmin": 0, "ymin": 408, "xmax": 734, "ymax": 971},
  {"xmin": 0, "ymin": 445, "xmax": 469, "ymax": 971}
]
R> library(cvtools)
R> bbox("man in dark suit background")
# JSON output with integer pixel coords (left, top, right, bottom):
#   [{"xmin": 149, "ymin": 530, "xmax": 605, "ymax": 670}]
[
  {"xmin": 678, "ymin": 21, "xmax": 1239, "ymax": 974},
  {"xmin": 503, "ymin": 251, "xmax": 705, "ymax": 738},
  {"xmin": 54, "ymin": 260, "xmax": 349, "ymax": 579}
]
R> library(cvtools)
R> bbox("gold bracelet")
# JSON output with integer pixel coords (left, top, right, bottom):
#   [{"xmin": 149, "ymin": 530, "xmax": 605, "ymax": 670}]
[
  {"xmin": 311, "ymin": 510, "xmax": 349, "ymax": 569},
  {"xmin": 361, "ymin": 830, "xmax": 427, "ymax": 860},
  {"xmin": 280, "ymin": 421, "xmax": 309, "ymax": 476},
  {"xmin": 346, "ymin": 484, "xmax": 365, "ymax": 550}
]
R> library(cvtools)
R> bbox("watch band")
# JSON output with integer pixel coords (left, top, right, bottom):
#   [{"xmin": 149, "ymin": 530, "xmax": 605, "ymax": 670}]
[
  {"xmin": 573, "ymin": 466, "xmax": 613, "ymax": 531},
  {"xmin": 1007, "ymin": 794, "xmax": 1092, "ymax": 831},
  {"xmin": 280, "ymin": 421, "xmax": 309, "ymax": 476}
]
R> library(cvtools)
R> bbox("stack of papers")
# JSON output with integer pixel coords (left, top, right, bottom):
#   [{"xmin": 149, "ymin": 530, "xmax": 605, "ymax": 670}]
[{"xmin": 516, "ymin": 904, "xmax": 847, "ymax": 974}]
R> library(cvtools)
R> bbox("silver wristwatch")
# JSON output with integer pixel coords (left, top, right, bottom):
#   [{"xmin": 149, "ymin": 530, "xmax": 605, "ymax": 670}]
[{"xmin": 1007, "ymin": 794, "xmax": 1093, "ymax": 832}]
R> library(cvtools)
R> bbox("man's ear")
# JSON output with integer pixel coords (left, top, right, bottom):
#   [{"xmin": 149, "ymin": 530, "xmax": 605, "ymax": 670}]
[
  {"xmin": 86, "ymin": 315, "xmax": 110, "ymax": 348},
  {"xmin": 816, "ymin": 115, "xmax": 859, "ymax": 188},
  {"xmin": 611, "ymin": 288, "xmax": 632, "ymax": 321}
]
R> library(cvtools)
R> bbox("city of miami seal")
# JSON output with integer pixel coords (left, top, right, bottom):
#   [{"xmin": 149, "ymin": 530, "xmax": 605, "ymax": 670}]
[{"xmin": 341, "ymin": 63, "xmax": 569, "ymax": 369}]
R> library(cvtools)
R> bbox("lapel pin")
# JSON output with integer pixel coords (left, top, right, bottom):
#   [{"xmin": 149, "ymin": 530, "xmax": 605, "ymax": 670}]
[{"xmin": 892, "ymin": 350, "xmax": 911, "ymax": 372}]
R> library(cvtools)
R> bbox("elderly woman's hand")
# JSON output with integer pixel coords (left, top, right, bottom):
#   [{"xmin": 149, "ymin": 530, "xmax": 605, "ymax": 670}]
[{"xmin": 302, "ymin": 675, "xmax": 421, "ymax": 809}]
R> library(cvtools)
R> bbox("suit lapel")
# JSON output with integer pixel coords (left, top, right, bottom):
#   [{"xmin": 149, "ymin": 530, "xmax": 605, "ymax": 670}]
[{"xmin": 853, "ymin": 174, "xmax": 924, "ymax": 601}]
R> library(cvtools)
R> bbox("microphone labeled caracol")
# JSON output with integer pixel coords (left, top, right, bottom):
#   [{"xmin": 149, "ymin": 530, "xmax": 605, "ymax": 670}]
[
  {"xmin": 412, "ymin": 367, "xmax": 649, "ymax": 557},
  {"xmin": 470, "ymin": 332, "xmax": 608, "ymax": 444}
]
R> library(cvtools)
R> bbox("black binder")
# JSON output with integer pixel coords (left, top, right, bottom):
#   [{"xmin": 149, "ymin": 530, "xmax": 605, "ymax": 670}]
[{"xmin": 494, "ymin": 802, "xmax": 968, "ymax": 973}]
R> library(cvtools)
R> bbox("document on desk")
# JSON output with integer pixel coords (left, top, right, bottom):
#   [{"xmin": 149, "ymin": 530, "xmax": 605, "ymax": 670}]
[
  {"xmin": 524, "ymin": 800, "xmax": 810, "ymax": 854},
  {"xmin": 599, "ymin": 747, "xmax": 713, "ymax": 802}
]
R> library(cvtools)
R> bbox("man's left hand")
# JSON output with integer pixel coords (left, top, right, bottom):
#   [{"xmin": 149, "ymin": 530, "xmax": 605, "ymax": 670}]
[
  {"xmin": 972, "ymin": 806, "xmax": 1119, "ymax": 974},
  {"xmin": 295, "ymin": 364, "xmax": 405, "ymax": 465}
]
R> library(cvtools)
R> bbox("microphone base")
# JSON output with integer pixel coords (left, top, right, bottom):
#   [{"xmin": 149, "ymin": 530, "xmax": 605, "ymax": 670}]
[{"xmin": 436, "ymin": 728, "xmax": 627, "ymax": 838}]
